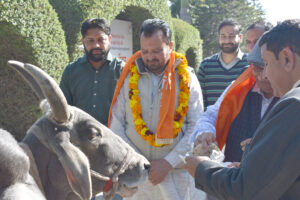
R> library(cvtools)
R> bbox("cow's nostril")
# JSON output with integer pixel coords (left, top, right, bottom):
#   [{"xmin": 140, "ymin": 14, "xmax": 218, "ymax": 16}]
[{"xmin": 144, "ymin": 164, "xmax": 150, "ymax": 171}]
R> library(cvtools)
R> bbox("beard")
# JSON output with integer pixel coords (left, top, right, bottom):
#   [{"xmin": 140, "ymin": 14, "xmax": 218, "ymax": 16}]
[
  {"xmin": 144, "ymin": 58, "xmax": 165, "ymax": 74},
  {"xmin": 145, "ymin": 58, "xmax": 160, "ymax": 68},
  {"xmin": 84, "ymin": 46, "xmax": 109, "ymax": 62},
  {"xmin": 219, "ymin": 42, "xmax": 239, "ymax": 53}
]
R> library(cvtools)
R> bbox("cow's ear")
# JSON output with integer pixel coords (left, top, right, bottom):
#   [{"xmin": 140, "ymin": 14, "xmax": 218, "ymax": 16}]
[
  {"xmin": 31, "ymin": 127, "xmax": 92, "ymax": 200},
  {"xmin": 52, "ymin": 132, "xmax": 92, "ymax": 200}
]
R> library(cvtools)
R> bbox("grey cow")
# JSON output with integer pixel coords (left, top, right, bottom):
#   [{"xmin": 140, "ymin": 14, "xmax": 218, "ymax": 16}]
[{"xmin": 1, "ymin": 61, "xmax": 150, "ymax": 200}]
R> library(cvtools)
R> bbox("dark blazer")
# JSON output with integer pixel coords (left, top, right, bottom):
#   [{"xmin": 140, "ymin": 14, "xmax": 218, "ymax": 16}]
[{"xmin": 194, "ymin": 86, "xmax": 300, "ymax": 200}]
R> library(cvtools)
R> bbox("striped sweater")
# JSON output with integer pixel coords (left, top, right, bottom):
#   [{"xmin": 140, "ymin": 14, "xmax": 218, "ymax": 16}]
[{"xmin": 197, "ymin": 52, "xmax": 249, "ymax": 109}]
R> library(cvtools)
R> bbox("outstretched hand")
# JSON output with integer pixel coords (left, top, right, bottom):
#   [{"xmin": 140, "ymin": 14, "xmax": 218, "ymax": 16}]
[
  {"xmin": 182, "ymin": 156, "xmax": 210, "ymax": 177},
  {"xmin": 194, "ymin": 132, "xmax": 216, "ymax": 153}
]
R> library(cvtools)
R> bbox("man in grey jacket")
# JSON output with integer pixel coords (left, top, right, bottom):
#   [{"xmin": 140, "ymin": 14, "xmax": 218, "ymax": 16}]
[{"xmin": 183, "ymin": 19, "xmax": 300, "ymax": 199}]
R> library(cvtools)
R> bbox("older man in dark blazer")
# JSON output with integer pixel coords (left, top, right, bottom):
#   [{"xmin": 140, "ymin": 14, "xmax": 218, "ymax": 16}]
[{"xmin": 183, "ymin": 19, "xmax": 300, "ymax": 200}]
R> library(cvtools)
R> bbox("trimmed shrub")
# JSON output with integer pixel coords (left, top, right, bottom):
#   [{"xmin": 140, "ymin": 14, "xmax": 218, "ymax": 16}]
[
  {"xmin": 172, "ymin": 18, "xmax": 202, "ymax": 71},
  {"xmin": 0, "ymin": 0, "xmax": 69, "ymax": 141},
  {"xmin": 48, "ymin": 0, "xmax": 173, "ymax": 60}
]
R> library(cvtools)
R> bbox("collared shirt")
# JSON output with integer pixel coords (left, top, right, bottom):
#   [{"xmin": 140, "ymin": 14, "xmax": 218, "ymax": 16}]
[
  {"xmin": 218, "ymin": 49, "xmax": 244, "ymax": 70},
  {"xmin": 251, "ymin": 83, "xmax": 275, "ymax": 118},
  {"xmin": 190, "ymin": 81, "xmax": 274, "ymax": 143},
  {"xmin": 60, "ymin": 53, "xmax": 124, "ymax": 126},
  {"xmin": 137, "ymin": 57, "xmax": 181, "ymax": 104},
  {"xmin": 292, "ymin": 80, "xmax": 300, "ymax": 89},
  {"xmin": 135, "ymin": 57, "xmax": 165, "ymax": 102},
  {"xmin": 197, "ymin": 50, "xmax": 248, "ymax": 108}
]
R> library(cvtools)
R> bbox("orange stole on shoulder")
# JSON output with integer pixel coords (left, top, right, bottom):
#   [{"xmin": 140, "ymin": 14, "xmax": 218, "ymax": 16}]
[
  {"xmin": 107, "ymin": 51, "xmax": 142, "ymax": 128},
  {"xmin": 216, "ymin": 67, "xmax": 256, "ymax": 149},
  {"xmin": 108, "ymin": 50, "xmax": 177, "ymax": 144}
]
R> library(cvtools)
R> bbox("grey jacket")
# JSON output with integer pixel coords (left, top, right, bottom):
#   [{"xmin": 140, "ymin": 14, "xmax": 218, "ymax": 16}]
[{"xmin": 194, "ymin": 86, "xmax": 300, "ymax": 200}]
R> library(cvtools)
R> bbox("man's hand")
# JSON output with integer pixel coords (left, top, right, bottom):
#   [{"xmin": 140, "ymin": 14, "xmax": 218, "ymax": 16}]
[
  {"xmin": 240, "ymin": 138, "xmax": 252, "ymax": 151},
  {"xmin": 182, "ymin": 156, "xmax": 210, "ymax": 177},
  {"xmin": 148, "ymin": 159, "xmax": 172, "ymax": 185},
  {"xmin": 194, "ymin": 132, "xmax": 216, "ymax": 153},
  {"xmin": 227, "ymin": 162, "xmax": 241, "ymax": 168}
]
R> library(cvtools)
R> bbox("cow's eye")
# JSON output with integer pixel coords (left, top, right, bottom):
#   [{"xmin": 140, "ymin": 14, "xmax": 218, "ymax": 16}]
[{"xmin": 87, "ymin": 127, "xmax": 101, "ymax": 141}]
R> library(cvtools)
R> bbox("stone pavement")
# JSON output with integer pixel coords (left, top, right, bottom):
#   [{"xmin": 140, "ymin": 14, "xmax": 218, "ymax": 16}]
[{"xmin": 94, "ymin": 176, "xmax": 207, "ymax": 200}]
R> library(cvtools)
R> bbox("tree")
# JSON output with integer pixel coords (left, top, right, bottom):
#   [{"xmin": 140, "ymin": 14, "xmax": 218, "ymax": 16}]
[
  {"xmin": 169, "ymin": 0, "xmax": 181, "ymax": 18},
  {"xmin": 190, "ymin": 0, "xmax": 265, "ymax": 59},
  {"xmin": 169, "ymin": 0, "xmax": 191, "ymax": 18}
]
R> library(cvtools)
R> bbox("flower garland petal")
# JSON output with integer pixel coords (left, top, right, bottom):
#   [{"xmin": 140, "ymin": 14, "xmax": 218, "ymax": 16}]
[{"xmin": 129, "ymin": 52, "xmax": 190, "ymax": 147}]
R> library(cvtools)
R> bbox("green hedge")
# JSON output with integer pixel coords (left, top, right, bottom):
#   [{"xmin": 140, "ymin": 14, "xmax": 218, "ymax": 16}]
[
  {"xmin": 172, "ymin": 18, "xmax": 202, "ymax": 70},
  {"xmin": 48, "ymin": 0, "xmax": 173, "ymax": 60},
  {"xmin": 0, "ymin": 0, "xmax": 203, "ymax": 141},
  {"xmin": 0, "ymin": 0, "xmax": 69, "ymax": 141}
]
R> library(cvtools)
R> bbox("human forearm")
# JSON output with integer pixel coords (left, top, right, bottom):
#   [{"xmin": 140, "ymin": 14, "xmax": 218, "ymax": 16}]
[{"xmin": 190, "ymin": 82, "xmax": 232, "ymax": 144}]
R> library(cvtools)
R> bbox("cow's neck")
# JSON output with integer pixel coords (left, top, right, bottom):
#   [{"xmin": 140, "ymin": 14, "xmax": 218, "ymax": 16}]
[{"xmin": 19, "ymin": 142, "xmax": 45, "ymax": 195}]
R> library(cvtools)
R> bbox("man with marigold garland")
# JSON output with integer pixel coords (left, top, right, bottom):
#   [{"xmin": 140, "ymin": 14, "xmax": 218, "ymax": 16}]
[{"xmin": 108, "ymin": 19, "xmax": 204, "ymax": 200}]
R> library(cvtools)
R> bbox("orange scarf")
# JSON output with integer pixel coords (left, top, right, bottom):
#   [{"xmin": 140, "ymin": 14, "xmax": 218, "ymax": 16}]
[
  {"xmin": 108, "ymin": 50, "xmax": 176, "ymax": 144},
  {"xmin": 216, "ymin": 67, "xmax": 256, "ymax": 149}
]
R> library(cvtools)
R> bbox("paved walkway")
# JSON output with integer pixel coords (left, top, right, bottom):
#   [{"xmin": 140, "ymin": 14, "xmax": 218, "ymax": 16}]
[{"xmin": 94, "ymin": 176, "xmax": 207, "ymax": 199}]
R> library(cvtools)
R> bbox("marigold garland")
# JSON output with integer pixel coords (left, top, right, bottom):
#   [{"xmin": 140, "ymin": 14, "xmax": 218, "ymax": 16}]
[{"xmin": 128, "ymin": 52, "xmax": 190, "ymax": 147}]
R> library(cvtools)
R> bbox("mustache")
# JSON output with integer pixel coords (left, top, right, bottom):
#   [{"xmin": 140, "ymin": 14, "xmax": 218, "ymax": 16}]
[
  {"xmin": 146, "ymin": 58, "xmax": 159, "ymax": 62},
  {"xmin": 221, "ymin": 43, "xmax": 234, "ymax": 46},
  {"xmin": 90, "ymin": 48, "xmax": 105, "ymax": 54},
  {"xmin": 84, "ymin": 46, "xmax": 109, "ymax": 62}
]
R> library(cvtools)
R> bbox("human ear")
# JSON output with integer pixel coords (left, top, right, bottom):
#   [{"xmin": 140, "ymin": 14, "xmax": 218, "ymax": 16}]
[
  {"xmin": 169, "ymin": 41, "xmax": 174, "ymax": 51},
  {"xmin": 280, "ymin": 47, "xmax": 295, "ymax": 72},
  {"xmin": 239, "ymin": 33, "xmax": 243, "ymax": 42}
]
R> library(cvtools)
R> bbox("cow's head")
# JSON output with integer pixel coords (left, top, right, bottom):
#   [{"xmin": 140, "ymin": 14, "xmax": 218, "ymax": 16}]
[{"xmin": 8, "ymin": 61, "xmax": 150, "ymax": 200}]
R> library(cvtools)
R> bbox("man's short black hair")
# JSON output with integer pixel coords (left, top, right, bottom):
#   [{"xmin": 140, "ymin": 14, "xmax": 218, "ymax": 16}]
[
  {"xmin": 259, "ymin": 19, "xmax": 300, "ymax": 59},
  {"xmin": 139, "ymin": 18, "xmax": 172, "ymax": 44},
  {"xmin": 247, "ymin": 20, "xmax": 273, "ymax": 32},
  {"xmin": 218, "ymin": 18, "xmax": 241, "ymax": 34},
  {"xmin": 81, "ymin": 18, "xmax": 111, "ymax": 37}
]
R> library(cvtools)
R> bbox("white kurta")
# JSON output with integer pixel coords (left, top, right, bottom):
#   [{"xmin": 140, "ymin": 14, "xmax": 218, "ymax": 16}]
[{"xmin": 110, "ymin": 58, "xmax": 203, "ymax": 200}]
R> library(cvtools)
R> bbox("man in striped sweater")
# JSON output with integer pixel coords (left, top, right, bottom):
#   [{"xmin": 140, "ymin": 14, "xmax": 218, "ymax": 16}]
[{"xmin": 198, "ymin": 18, "xmax": 248, "ymax": 109}]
